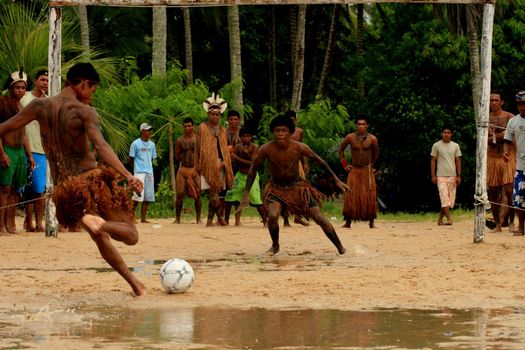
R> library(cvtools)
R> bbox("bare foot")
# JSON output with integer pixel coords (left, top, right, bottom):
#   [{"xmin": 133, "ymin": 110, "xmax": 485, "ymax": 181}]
[
  {"xmin": 141, "ymin": 219, "xmax": 151, "ymax": 224},
  {"xmin": 283, "ymin": 222, "xmax": 291, "ymax": 227},
  {"xmin": 81, "ymin": 214, "xmax": 106, "ymax": 232},
  {"xmin": 131, "ymin": 281, "xmax": 147, "ymax": 297},
  {"xmin": 294, "ymin": 217, "xmax": 310, "ymax": 226},
  {"xmin": 337, "ymin": 246, "xmax": 347, "ymax": 255},
  {"xmin": 173, "ymin": 219, "xmax": 180, "ymax": 224},
  {"xmin": 264, "ymin": 245, "xmax": 280, "ymax": 255},
  {"xmin": 35, "ymin": 225, "xmax": 44, "ymax": 232},
  {"xmin": 196, "ymin": 219, "xmax": 202, "ymax": 224},
  {"xmin": 6, "ymin": 224, "xmax": 17, "ymax": 234},
  {"xmin": 206, "ymin": 219, "xmax": 214, "ymax": 227},
  {"xmin": 342, "ymin": 222, "xmax": 351, "ymax": 228},
  {"xmin": 491, "ymin": 226, "xmax": 502, "ymax": 233},
  {"xmin": 25, "ymin": 224, "xmax": 36, "ymax": 232}
]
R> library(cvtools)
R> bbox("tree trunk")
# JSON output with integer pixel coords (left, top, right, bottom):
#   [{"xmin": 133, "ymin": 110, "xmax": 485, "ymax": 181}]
[
  {"xmin": 79, "ymin": 5, "xmax": 90, "ymax": 55},
  {"xmin": 152, "ymin": 6, "xmax": 167, "ymax": 77},
  {"xmin": 356, "ymin": 3, "xmax": 365, "ymax": 99},
  {"xmin": 317, "ymin": 4, "xmax": 340, "ymax": 98},
  {"xmin": 169, "ymin": 123, "xmax": 177, "ymax": 211},
  {"xmin": 467, "ymin": 4, "xmax": 481, "ymax": 121},
  {"xmin": 228, "ymin": 6, "xmax": 244, "ymax": 113},
  {"xmin": 268, "ymin": 7, "xmax": 277, "ymax": 108},
  {"xmin": 291, "ymin": 4, "xmax": 306, "ymax": 112},
  {"xmin": 183, "ymin": 7, "xmax": 194, "ymax": 84}
]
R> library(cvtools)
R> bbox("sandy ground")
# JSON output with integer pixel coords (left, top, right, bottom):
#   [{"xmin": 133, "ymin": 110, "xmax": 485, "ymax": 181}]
[{"xmin": 1, "ymin": 213, "xmax": 525, "ymax": 313}]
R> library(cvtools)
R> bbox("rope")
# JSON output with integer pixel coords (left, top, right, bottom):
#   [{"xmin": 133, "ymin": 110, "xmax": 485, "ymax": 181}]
[
  {"xmin": 0, "ymin": 194, "xmax": 50, "ymax": 211},
  {"xmin": 474, "ymin": 193, "xmax": 491, "ymax": 210}
]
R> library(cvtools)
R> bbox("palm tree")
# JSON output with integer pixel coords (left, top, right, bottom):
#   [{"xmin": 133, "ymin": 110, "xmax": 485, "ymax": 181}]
[
  {"xmin": 317, "ymin": 4, "xmax": 341, "ymax": 98},
  {"xmin": 183, "ymin": 7, "xmax": 194, "ymax": 84},
  {"xmin": 79, "ymin": 5, "xmax": 90, "ymax": 55},
  {"xmin": 0, "ymin": 3, "xmax": 119, "ymax": 84},
  {"xmin": 291, "ymin": 4, "xmax": 306, "ymax": 111},
  {"xmin": 227, "ymin": 6, "xmax": 244, "ymax": 112},
  {"xmin": 152, "ymin": 6, "xmax": 167, "ymax": 77}
]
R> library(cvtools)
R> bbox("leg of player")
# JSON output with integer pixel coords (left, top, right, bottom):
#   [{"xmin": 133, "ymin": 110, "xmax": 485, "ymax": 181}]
[
  {"xmin": 80, "ymin": 213, "xmax": 146, "ymax": 296},
  {"xmin": 266, "ymin": 201, "xmax": 281, "ymax": 255},
  {"xmin": 308, "ymin": 206, "xmax": 346, "ymax": 255}
]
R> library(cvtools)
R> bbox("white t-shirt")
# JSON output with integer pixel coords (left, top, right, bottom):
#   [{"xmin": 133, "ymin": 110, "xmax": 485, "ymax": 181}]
[
  {"xmin": 20, "ymin": 92, "xmax": 45, "ymax": 154},
  {"xmin": 430, "ymin": 140, "xmax": 462, "ymax": 177},
  {"xmin": 504, "ymin": 114, "xmax": 525, "ymax": 171}
]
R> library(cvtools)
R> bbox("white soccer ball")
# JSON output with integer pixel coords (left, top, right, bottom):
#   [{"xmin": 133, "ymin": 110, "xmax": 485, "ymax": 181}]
[{"xmin": 159, "ymin": 258, "xmax": 194, "ymax": 294}]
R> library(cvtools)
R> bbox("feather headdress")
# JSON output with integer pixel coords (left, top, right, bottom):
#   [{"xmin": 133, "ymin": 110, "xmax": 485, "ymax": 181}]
[
  {"xmin": 203, "ymin": 93, "xmax": 227, "ymax": 113},
  {"xmin": 2, "ymin": 68, "xmax": 27, "ymax": 94}
]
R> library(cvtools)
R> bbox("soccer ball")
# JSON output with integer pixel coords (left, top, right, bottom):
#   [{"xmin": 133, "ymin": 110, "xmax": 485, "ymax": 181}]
[{"xmin": 159, "ymin": 258, "xmax": 194, "ymax": 294}]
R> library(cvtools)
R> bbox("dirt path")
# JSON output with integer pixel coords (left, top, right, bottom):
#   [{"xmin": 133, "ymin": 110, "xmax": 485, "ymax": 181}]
[{"xmin": 1, "ymin": 216, "xmax": 524, "ymax": 311}]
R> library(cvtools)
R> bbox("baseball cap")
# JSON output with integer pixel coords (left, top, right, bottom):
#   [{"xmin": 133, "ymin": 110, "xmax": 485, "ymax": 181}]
[
  {"xmin": 140, "ymin": 123, "xmax": 153, "ymax": 131},
  {"xmin": 516, "ymin": 90, "xmax": 525, "ymax": 102}
]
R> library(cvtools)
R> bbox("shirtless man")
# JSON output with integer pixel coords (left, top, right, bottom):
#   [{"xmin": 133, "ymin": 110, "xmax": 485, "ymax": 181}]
[
  {"xmin": 487, "ymin": 91, "xmax": 515, "ymax": 231},
  {"xmin": 238, "ymin": 115, "xmax": 348, "ymax": 255},
  {"xmin": 0, "ymin": 63, "xmax": 145, "ymax": 296},
  {"xmin": 283, "ymin": 109, "xmax": 309, "ymax": 227},
  {"xmin": 0, "ymin": 70, "xmax": 35, "ymax": 234},
  {"xmin": 174, "ymin": 117, "xmax": 201, "ymax": 224},
  {"xmin": 224, "ymin": 127, "xmax": 267, "ymax": 226},
  {"xmin": 339, "ymin": 117, "xmax": 379, "ymax": 229}
]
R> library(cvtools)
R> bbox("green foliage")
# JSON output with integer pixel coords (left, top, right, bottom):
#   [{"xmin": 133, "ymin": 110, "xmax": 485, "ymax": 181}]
[
  {"xmin": 93, "ymin": 67, "xmax": 210, "ymax": 160},
  {"xmin": 0, "ymin": 3, "xmax": 119, "ymax": 86},
  {"xmin": 299, "ymin": 98, "xmax": 352, "ymax": 166}
]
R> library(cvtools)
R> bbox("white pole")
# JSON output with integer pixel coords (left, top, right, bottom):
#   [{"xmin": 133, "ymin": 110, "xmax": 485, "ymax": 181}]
[
  {"xmin": 46, "ymin": 7, "xmax": 62, "ymax": 237},
  {"xmin": 473, "ymin": 3, "xmax": 495, "ymax": 243}
]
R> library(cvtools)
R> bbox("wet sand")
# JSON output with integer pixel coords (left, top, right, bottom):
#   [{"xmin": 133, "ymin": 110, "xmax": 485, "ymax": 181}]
[{"xmin": 1, "ymin": 214, "xmax": 524, "ymax": 312}]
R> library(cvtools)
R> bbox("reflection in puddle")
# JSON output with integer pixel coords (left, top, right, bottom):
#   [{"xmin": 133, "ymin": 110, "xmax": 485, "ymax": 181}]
[{"xmin": 1, "ymin": 306, "xmax": 525, "ymax": 349}]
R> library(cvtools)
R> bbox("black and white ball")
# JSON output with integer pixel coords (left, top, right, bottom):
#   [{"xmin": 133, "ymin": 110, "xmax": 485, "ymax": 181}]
[{"xmin": 159, "ymin": 258, "xmax": 194, "ymax": 293}]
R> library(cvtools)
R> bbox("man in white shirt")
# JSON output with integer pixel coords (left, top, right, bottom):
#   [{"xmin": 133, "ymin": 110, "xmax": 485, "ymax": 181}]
[
  {"xmin": 20, "ymin": 70, "xmax": 48, "ymax": 232},
  {"xmin": 430, "ymin": 126, "xmax": 462, "ymax": 226}
]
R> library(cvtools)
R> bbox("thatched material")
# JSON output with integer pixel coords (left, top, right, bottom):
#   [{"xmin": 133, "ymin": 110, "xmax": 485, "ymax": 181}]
[
  {"xmin": 343, "ymin": 166, "xmax": 377, "ymax": 221},
  {"xmin": 196, "ymin": 123, "xmax": 233, "ymax": 193},
  {"xmin": 263, "ymin": 179, "xmax": 323, "ymax": 217},
  {"xmin": 52, "ymin": 166, "xmax": 133, "ymax": 229}
]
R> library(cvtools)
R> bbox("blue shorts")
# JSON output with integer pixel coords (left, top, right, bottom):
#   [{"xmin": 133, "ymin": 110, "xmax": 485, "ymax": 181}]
[
  {"xmin": 28, "ymin": 153, "xmax": 47, "ymax": 194},
  {"xmin": 513, "ymin": 170, "xmax": 525, "ymax": 209}
]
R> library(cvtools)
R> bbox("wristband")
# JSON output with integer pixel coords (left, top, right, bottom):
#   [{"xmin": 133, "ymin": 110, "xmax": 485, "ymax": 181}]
[{"xmin": 341, "ymin": 159, "xmax": 348, "ymax": 168}]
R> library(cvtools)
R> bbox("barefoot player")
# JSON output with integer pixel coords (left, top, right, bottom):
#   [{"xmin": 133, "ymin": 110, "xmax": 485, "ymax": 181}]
[
  {"xmin": 0, "ymin": 63, "xmax": 146, "ymax": 296},
  {"xmin": 238, "ymin": 114, "xmax": 349, "ymax": 255}
]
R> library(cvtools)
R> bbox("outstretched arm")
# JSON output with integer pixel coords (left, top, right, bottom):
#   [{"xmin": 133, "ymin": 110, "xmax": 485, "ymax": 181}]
[
  {"xmin": 0, "ymin": 99, "xmax": 42, "ymax": 137},
  {"xmin": 303, "ymin": 143, "xmax": 350, "ymax": 192},
  {"xmin": 84, "ymin": 108, "xmax": 143, "ymax": 193}
]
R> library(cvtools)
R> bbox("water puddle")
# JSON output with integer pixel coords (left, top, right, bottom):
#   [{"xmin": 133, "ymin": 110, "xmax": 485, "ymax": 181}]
[{"xmin": 1, "ymin": 306, "xmax": 524, "ymax": 349}]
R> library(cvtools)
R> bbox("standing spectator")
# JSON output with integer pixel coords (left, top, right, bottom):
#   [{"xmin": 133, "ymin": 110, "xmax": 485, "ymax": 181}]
[
  {"xmin": 174, "ymin": 117, "xmax": 201, "ymax": 224},
  {"xmin": 0, "ymin": 70, "xmax": 35, "ymax": 233},
  {"xmin": 504, "ymin": 90, "xmax": 525, "ymax": 235},
  {"xmin": 129, "ymin": 123, "xmax": 157, "ymax": 223},
  {"xmin": 226, "ymin": 110, "xmax": 242, "ymax": 150},
  {"xmin": 487, "ymin": 90, "xmax": 515, "ymax": 232},
  {"xmin": 196, "ymin": 93, "xmax": 234, "ymax": 227},
  {"xmin": 430, "ymin": 126, "xmax": 462, "ymax": 226},
  {"xmin": 224, "ymin": 127, "xmax": 267, "ymax": 226},
  {"xmin": 20, "ymin": 70, "xmax": 48, "ymax": 232},
  {"xmin": 338, "ymin": 117, "xmax": 379, "ymax": 229}
]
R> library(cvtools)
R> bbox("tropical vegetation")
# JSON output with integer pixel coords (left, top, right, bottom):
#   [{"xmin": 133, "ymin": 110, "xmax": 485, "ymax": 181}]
[{"xmin": 1, "ymin": 0, "xmax": 524, "ymax": 214}]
